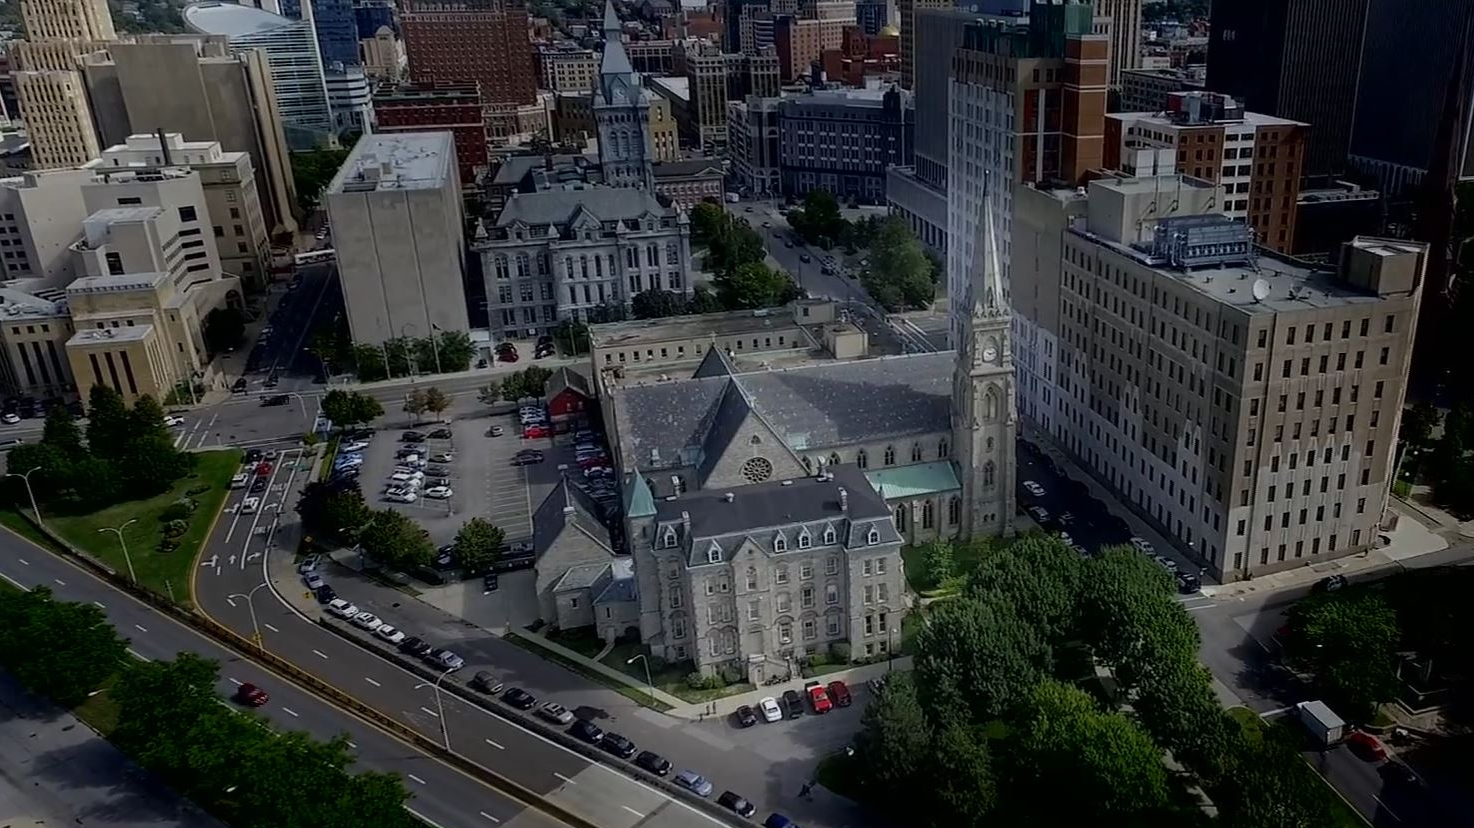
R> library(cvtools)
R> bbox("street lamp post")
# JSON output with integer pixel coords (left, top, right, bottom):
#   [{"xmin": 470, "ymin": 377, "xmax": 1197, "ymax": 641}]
[
  {"xmin": 97, "ymin": 518, "xmax": 140, "ymax": 584},
  {"xmin": 285, "ymin": 392, "xmax": 310, "ymax": 422},
  {"xmin": 6, "ymin": 465, "xmax": 43, "ymax": 527},
  {"xmin": 626, "ymin": 653, "xmax": 656, "ymax": 701},
  {"xmin": 415, "ymin": 669, "xmax": 454, "ymax": 750},
  {"xmin": 229, "ymin": 583, "xmax": 271, "ymax": 650}
]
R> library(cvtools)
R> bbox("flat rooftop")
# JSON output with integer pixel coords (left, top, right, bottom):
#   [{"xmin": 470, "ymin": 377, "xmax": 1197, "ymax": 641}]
[
  {"xmin": 1109, "ymin": 109, "xmax": 1306, "ymax": 129},
  {"xmin": 69, "ymin": 324, "xmax": 154, "ymax": 345},
  {"xmin": 591, "ymin": 308, "xmax": 803, "ymax": 347},
  {"xmin": 648, "ymin": 75, "xmax": 689, "ymax": 102},
  {"xmin": 328, "ymin": 133, "xmax": 453, "ymax": 194}
]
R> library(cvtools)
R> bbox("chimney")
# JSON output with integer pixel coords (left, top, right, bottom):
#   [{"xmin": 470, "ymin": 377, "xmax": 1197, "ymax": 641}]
[
  {"xmin": 156, "ymin": 127, "xmax": 172, "ymax": 165},
  {"xmin": 724, "ymin": 492, "xmax": 734, "ymax": 502},
  {"xmin": 680, "ymin": 510, "xmax": 691, "ymax": 535},
  {"xmin": 813, "ymin": 456, "xmax": 826, "ymax": 480},
  {"xmin": 838, "ymin": 487, "xmax": 848, "ymax": 512}
]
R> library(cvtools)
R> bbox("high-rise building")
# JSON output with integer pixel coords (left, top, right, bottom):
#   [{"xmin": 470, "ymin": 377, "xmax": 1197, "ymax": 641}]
[
  {"xmin": 280, "ymin": 0, "xmax": 360, "ymax": 66},
  {"xmin": 1207, "ymin": 0, "xmax": 1370, "ymax": 179},
  {"xmin": 855, "ymin": 0, "xmax": 890, "ymax": 35},
  {"xmin": 80, "ymin": 37, "xmax": 300, "ymax": 239},
  {"xmin": 13, "ymin": 70, "xmax": 99, "ymax": 169},
  {"xmin": 19, "ymin": 0, "xmax": 115, "ymax": 42},
  {"xmin": 1119, "ymin": 66, "xmax": 1205, "ymax": 112},
  {"xmin": 374, "ymin": 82, "xmax": 487, "ymax": 187},
  {"xmin": 946, "ymin": 3, "xmax": 1106, "ymax": 341},
  {"xmin": 1012, "ymin": 173, "xmax": 1425, "ymax": 581},
  {"xmin": 1347, "ymin": 0, "xmax": 1474, "ymax": 195},
  {"xmin": 325, "ymin": 63, "xmax": 374, "ymax": 135},
  {"xmin": 353, "ymin": 0, "xmax": 396, "ymax": 39},
  {"xmin": 183, "ymin": 2, "xmax": 335, "ymax": 149},
  {"xmin": 537, "ymin": 44, "xmax": 600, "ymax": 92},
  {"xmin": 896, "ymin": 0, "xmax": 951, "ymax": 89},
  {"xmin": 359, "ymin": 25, "xmax": 403, "ymax": 82},
  {"xmin": 674, "ymin": 39, "xmax": 730, "ymax": 152},
  {"xmin": 0, "ymin": 169, "xmax": 93, "ymax": 287},
  {"xmin": 1091, "ymin": 0, "xmax": 1139, "ymax": 86},
  {"xmin": 727, "ymin": 94, "xmax": 782, "ymax": 197},
  {"xmin": 777, "ymin": 85, "xmax": 913, "ymax": 203},
  {"xmin": 400, "ymin": 0, "xmax": 536, "ymax": 106},
  {"xmin": 1104, "ymin": 91, "xmax": 1307, "ymax": 253},
  {"xmin": 327, "ymin": 132, "xmax": 468, "ymax": 347},
  {"xmin": 595, "ymin": 1, "xmax": 655, "ymax": 191}
]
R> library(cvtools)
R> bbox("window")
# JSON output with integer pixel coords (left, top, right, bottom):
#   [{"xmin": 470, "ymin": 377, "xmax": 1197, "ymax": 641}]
[
  {"xmin": 773, "ymin": 533, "xmax": 787, "ymax": 553},
  {"xmin": 867, "ymin": 527, "xmax": 880, "ymax": 544},
  {"xmin": 801, "ymin": 586, "xmax": 814, "ymax": 608},
  {"xmin": 883, "ymin": 445, "xmax": 896, "ymax": 465},
  {"xmin": 856, "ymin": 449, "xmax": 868, "ymax": 469},
  {"xmin": 778, "ymin": 622, "xmax": 792, "ymax": 644},
  {"xmin": 800, "ymin": 563, "xmax": 813, "ymax": 579},
  {"xmin": 825, "ymin": 583, "xmax": 839, "ymax": 605},
  {"xmin": 672, "ymin": 615, "xmax": 686, "ymax": 639},
  {"xmin": 938, "ymin": 438, "xmax": 950, "ymax": 458},
  {"xmin": 776, "ymin": 593, "xmax": 791, "ymax": 613},
  {"xmin": 747, "ymin": 601, "xmax": 760, "ymax": 622},
  {"xmin": 948, "ymin": 496, "xmax": 961, "ymax": 525},
  {"xmin": 745, "ymin": 568, "xmax": 758, "ymax": 591},
  {"xmin": 876, "ymin": 558, "xmax": 887, "ymax": 574},
  {"xmin": 775, "ymin": 566, "xmax": 789, "ymax": 584},
  {"xmin": 797, "ymin": 530, "xmax": 812, "ymax": 549},
  {"xmin": 911, "ymin": 442, "xmax": 923, "ymax": 462},
  {"xmin": 879, "ymin": 583, "xmax": 889, "ymax": 602},
  {"xmin": 826, "ymin": 615, "xmax": 841, "ymax": 636},
  {"xmin": 706, "ymin": 542, "xmax": 722, "ymax": 563},
  {"xmin": 177, "ymin": 205, "xmax": 197, "ymax": 222},
  {"xmin": 803, "ymin": 619, "xmax": 817, "ymax": 640},
  {"xmin": 863, "ymin": 584, "xmax": 874, "ymax": 604},
  {"xmin": 669, "ymin": 590, "xmax": 682, "ymax": 608},
  {"xmin": 823, "ymin": 527, "xmax": 836, "ymax": 545}
]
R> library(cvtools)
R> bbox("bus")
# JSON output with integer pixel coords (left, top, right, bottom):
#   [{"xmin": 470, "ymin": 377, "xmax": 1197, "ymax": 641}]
[{"xmin": 294, "ymin": 248, "xmax": 336, "ymax": 267}]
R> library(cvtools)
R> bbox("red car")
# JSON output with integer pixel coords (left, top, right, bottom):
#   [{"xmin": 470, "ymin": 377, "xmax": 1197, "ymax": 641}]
[
  {"xmin": 255, "ymin": 461, "xmax": 273, "ymax": 477},
  {"xmin": 524, "ymin": 425, "xmax": 550, "ymax": 439},
  {"xmin": 826, "ymin": 680, "xmax": 852, "ymax": 708},
  {"xmin": 1346, "ymin": 730, "xmax": 1386, "ymax": 762},
  {"xmin": 234, "ymin": 682, "xmax": 268, "ymax": 707},
  {"xmin": 807, "ymin": 683, "xmax": 832, "ymax": 714}
]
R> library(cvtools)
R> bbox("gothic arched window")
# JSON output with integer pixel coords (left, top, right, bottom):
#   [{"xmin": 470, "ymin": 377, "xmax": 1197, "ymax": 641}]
[
  {"xmin": 856, "ymin": 449, "xmax": 868, "ymax": 469},
  {"xmin": 911, "ymin": 442, "xmax": 923, "ymax": 462},
  {"xmin": 829, "ymin": 452, "xmax": 841, "ymax": 466},
  {"xmin": 983, "ymin": 386, "xmax": 1000, "ymax": 420},
  {"xmin": 982, "ymin": 460, "xmax": 996, "ymax": 487},
  {"xmin": 894, "ymin": 505, "xmax": 907, "ymax": 531},
  {"xmin": 947, "ymin": 496, "xmax": 961, "ymax": 525},
  {"xmin": 883, "ymin": 445, "xmax": 896, "ymax": 466},
  {"xmin": 921, "ymin": 500, "xmax": 934, "ymax": 529},
  {"xmin": 938, "ymin": 438, "xmax": 950, "ymax": 458}
]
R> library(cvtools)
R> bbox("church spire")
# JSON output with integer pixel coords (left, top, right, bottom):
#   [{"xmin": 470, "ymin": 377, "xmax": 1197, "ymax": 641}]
[
  {"xmin": 603, "ymin": 0, "xmax": 621, "ymax": 35},
  {"xmin": 970, "ymin": 197, "xmax": 1008, "ymax": 320}
]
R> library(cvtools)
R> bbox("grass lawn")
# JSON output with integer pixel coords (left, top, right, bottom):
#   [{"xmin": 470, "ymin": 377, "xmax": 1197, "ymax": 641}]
[
  {"xmin": 73, "ymin": 672, "xmax": 123, "ymax": 736},
  {"xmin": 899, "ymin": 541, "xmax": 989, "ymax": 597},
  {"xmin": 45, "ymin": 450, "xmax": 241, "ymax": 607},
  {"xmin": 900, "ymin": 606, "xmax": 926, "ymax": 654},
  {"xmin": 1227, "ymin": 707, "xmax": 1371, "ymax": 828},
  {"xmin": 504, "ymin": 632, "xmax": 673, "ymax": 712},
  {"xmin": 598, "ymin": 639, "xmax": 755, "ymax": 704}
]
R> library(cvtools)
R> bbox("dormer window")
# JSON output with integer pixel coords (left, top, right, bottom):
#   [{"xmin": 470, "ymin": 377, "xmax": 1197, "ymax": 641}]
[
  {"xmin": 822, "ymin": 525, "xmax": 837, "ymax": 545},
  {"xmin": 796, "ymin": 529, "xmax": 812, "ymax": 550},
  {"xmin": 661, "ymin": 525, "xmax": 677, "ymax": 548},
  {"xmin": 866, "ymin": 527, "xmax": 880, "ymax": 545},
  {"xmin": 773, "ymin": 533, "xmax": 787, "ymax": 553},
  {"xmin": 707, "ymin": 542, "xmax": 722, "ymax": 563}
]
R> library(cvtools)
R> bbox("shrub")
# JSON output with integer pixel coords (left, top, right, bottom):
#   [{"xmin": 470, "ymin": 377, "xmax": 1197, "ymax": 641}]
[
  {"xmin": 808, "ymin": 652, "xmax": 830, "ymax": 667},
  {"xmin": 684, "ymin": 672, "xmax": 708, "ymax": 690},
  {"xmin": 718, "ymin": 665, "xmax": 742, "ymax": 686},
  {"xmin": 302, "ymin": 431, "xmax": 320, "ymax": 446},
  {"xmin": 157, "ymin": 537, "xmax": 180, "ymax": 554},
  {"xmin": 185, "ymin": 484, "xmax": 211, "ymax": 497},
  {"xmin": 163, "ymin": 519, "xmax": 188, "ymax": 539},
  {"xmin": 830, "ymin": 641, "xmax": 852, "ymax": 662},
  {"xmin": 160, "ymin": 498, "xmax": 196, "ymax": 522}
]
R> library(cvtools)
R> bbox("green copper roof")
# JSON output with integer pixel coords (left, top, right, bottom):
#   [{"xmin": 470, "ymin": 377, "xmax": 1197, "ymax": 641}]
[
  {"xmin": 864, "ymin": 461, "xmax": 962, "ymax": 500},
  {"xmin": 624, "ymin": 471, "xmax": 657, "ymax": 518}
]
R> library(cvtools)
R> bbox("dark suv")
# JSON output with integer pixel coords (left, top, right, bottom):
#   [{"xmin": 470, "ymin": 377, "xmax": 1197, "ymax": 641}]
[
  {"xmin": 782, "ymin": 689, "xmax": 804, "ymax": 719},
  {"xmin": 599, "ymin": 732, "xmax": 638, "ymax": 760}
]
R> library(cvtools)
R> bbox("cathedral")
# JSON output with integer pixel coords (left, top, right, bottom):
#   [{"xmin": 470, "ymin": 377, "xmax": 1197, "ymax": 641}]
[
  {"xmin": 594, "ymin": 0, "xmax": 655, "ymax": 191},
  {"xmin": 599, "ymin": 201, "xmax": 1017, "ymax": 679}
]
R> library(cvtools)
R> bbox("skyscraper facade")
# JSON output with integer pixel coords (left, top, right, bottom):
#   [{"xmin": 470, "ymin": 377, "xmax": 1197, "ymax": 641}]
[
  {"xmin": 19, "ymin": 0, "xmax": 115, "ymax": 41},
  {"xmin": 1091, "ymin": 0, "xmax": 1140, "ymax": 86},
  {"xmin": 280, "ymin": 0, "xmax": 361, "ymax": 66},
  {"xmin": 401, "ymin": 0, "xmax": 537, "ymax": 106},
  {"xmin": 897, "ymin": 0, "xmax": 952, "ymax": 89}
]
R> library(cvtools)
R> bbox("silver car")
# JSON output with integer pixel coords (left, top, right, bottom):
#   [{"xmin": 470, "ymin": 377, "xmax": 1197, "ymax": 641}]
[
  {"xmin": 673, "ymin": 770, "xmax": 714, "ymax": 798},
  {"xmin": 436, "ymin": 650, "xmax": 465, "ymax": 671}
]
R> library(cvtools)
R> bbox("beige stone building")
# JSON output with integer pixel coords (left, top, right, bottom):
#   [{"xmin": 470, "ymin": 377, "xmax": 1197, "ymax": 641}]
[
  {"xmin": 1012, "ymin": 173, "xmax": 1424, "ymax": 581},
  {"xmin": 359, "ymin": 26, "xmax": 403, "ymax": 83},
  {"xmin": 539, "ymin": 45, "xmax": 600, "ymax": 93},
  {"xmin": 14, "ymin": 69, "xmax": 99, "ymax": 169},
  {"xmin": 20, "ymin": 0, "xmax": 115, "ymax": 42},
  {"xmin": 87, "ymin": 133, "xmax": 272, "ymax": 290},
  {"xmin": 0, "ymin": 288, "xmax": 76, "ymax": 398},
  {"xmin": 0, "ymin": 168, "xmax": 93, "ymax": 287}
]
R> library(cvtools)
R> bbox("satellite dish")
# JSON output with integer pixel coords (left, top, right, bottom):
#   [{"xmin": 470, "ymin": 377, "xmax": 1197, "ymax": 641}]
[{"xmin": 1251, "ymin": 278, "xmax": 1271, "ymax": 302}]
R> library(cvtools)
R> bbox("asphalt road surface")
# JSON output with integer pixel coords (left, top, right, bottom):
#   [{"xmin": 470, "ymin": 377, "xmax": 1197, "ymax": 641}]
[{"xmin": 0, "ymin": 532, "xmax": 576, "ymax": 828}]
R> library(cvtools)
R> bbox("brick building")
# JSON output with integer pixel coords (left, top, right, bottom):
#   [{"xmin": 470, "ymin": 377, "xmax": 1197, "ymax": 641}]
[{"xmin": 374, "ymin": 82, "xmax": 489, "ymax": 188}]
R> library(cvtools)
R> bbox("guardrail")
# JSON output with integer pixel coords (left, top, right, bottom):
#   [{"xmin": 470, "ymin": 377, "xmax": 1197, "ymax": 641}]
[
  {"xmin": 314, "ymin": 619, "xmax": 752, "ymax": 828},
  {"xmin": 15, "ymin": 512, "xmax": 605, "ymax": 828}
]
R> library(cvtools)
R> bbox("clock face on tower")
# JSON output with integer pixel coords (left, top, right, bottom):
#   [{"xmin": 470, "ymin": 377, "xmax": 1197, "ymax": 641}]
[{"xmin": 982, "ymin": 346, "xmax": 997, "ymax": 364}]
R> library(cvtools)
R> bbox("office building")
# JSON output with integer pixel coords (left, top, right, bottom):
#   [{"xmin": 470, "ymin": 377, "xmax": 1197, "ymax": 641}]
[
  {"xmin": 778, "ymin": 84, "xmax": 913, "ymax": 203},
  {"xmin": 20, "ymin": 0, "xmax": 116, "ymax": 41},
  {"xmin": 86, "ymin": 133, "xmax": 272, "ymax": 291},
  {"xmin": 1294, "ymin": 181, "xmax": 1381, "ymax": 261},
  {"xmin": 183, "ymin": 2, "xmax": 335, "ymax": 149},
  {"xmin": 400, "ymin": 0, "xmax": 536, "ymax": 107},
  {"xmin": 80, "ymin": 38, "xmax": 300, "ymax": 239},
  {"xmin": 538, "ymin": 44, "xmax": 599, "ymax": 92},
  {"xmin": 325, "ymin": 63, "xmax": 374, "ymax": 135},
  {"xmin": 359, "ymin": 25, "xmax": 403, "ymax": 82},
  {"xmin": 280, "ymin": 0, "xmax": 360, "ymax": 66},
  {"xmin": 1347, "ymin": 0, "xmax": 1474, "ymax": 194},
  {"xmin": 946, "ymin": 3, "xmax": 1105, "ymax": 343},
  {"xmin": 0, "ymin": 169, "xmax": 93, "ymax": 288},
  {"xmin": 1012, "ymin": 172, "xmax": 1424, "ymax": 582},
  {"xmin": 327, "ymin": 132, "xmax": 467, "ymax": 347},
  {"xmin": 856, "ymin": 0, "xmax": 890, "ymax": 35},
  {"xmin": 774, "ymin": 4, "xmax": 856, "ymax": 82},
  {"xmin": 1207, "ymin": 0, "xmax": 1369, "ymax": 179},
  {"xmin": 477, "ymin": 188, "xmax": 691, "ymax": 338},
  {"xmin": 1104, "ymin": 91, "xmax": 1307, "ymax": 253},
  {"xmin": 897, "ymin": 0, "xmax": 950, "ymax": 89},
  {"xmin": 375, "ymin": 82, "xmax": 487, "ymax": 188},
  {"xmin": 1119, "ymin": 66, "xmax": 1205, "ymax": 112},
  {"xmin": 728, "ymin": 94, "xmax": 782, "ymax": 196},
  {"xmin": 1091, "ymin": 0, "xmax": 1138, "ymax": 86},
  {"xmin": 13, "ymin": 70, "xmax": 99, "ymax": 169},
  {"xmin": 0, "ymin": 288, "xmax": 76, "ymax": 400},
  {"xmin": 673, "ymin": 40, "xmax": 729, "ymax": 151},
  {"xmin": 884, "ymin": 6, "xmax": 974, "ymax": 254},
  {"xmin": 595, "ymin": 0, "xmax": 654, "ymax": 191},
  {"xmin": 653, "ymin": 158, "xmax": 724, "ymax": 208},
  {"xmin": 353, "ymin": 0, "xmax": 396, "ymax": 39},
  {"xmin": 627, "ymin": 39, "xmax": 677, "ymax": 74}
]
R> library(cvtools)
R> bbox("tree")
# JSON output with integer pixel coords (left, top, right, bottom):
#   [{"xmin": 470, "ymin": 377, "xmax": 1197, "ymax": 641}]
[
  {"xmin": 863, "ymin": 217, "xmax": 936, "ymax": 311},
  {"xmin": 788, "ymin": 189, "xmax": 846, "ymax": 245},
  {"xmin": 321, "ymin": 390, "xmax": 384, "ymax": 428},
  {"xmin": 85, "ymin": 384, "xmax": 131, "ymax": 461},
  {"xmin": 503, "ymin": 366, "xmax": 554, "ymax": 400},
  {"xmin": 1010, "ymin": 681, "xmax": 1172, "ymax": 823},
  {"xmin": 690, "ymin": 201, "xmax": 725, "ymax": 244},
  {"xmin": 421, "ymin": 386, "xmax": 451, "ymax": 420},
  {"xmin": 0, "ymin": 587, "xmax": 128, "ymax": 707},
  {"xmin": 1284, "ymin": 590, "xmax": 1401, "ymax": 721},
  {"xmin": 297, "ymin": 480, "xmax": 370, "ymax": 541},
  {"xmin": 706, "ymin": 219, "xmax": 766, "ymax": 278},
  {"xmin": 41, "ymin": 406, "xmax": 84, "ymax": 457},
  {"xmin": 119, "ymin": 395, "xmax": 193, "ymax": 495},
  {"xmin": 402, "ymin": 389, "xmax": 427, "ymax": 424},
  {"xmin": 1213, "ymin": 714, "xmax": 1343, "ymax": 828},
  {"xmin": 928, "ymin": 719, "xmax": 997, "ymax": 827},
  {"xmin": 1132, "ymin": 658, "xmax": 1236, "ymax": 783},
  {"xmin": 553, "ymin": 318, "xmax": 590, "ymax": 355},
  {"xmin": 688, "ymin": 284, "xmax": 724, "ymax": 314},
  {"xmin": 110, "ymin": 651, "xmax": 225, "ymax": 780},
  {"xmin": 359, "ymin": 509, "xmax": 435, "ymax": 570},
  {"xmin": 434, "ymin": 329, "xmax": 475, "ymax": 372},
  {"xmin": 1078, "ymin": 548, "xmax": 1200, "ymax": 692},
  {"xmin": 716, "ymin": 261, "xmax": 791, "ymax": 310},
  {"xmin": 913, "ymin": 594, "xmax": 1049, "ymax": 722},
  {"xmin": 918, "ymin": 540, "xmax": 955, "ymax": 590},
  {"xmin": 452, "ymin": 517, "xmax": 505, "ymax": 573},
  {"xmin": 852, "ymin": 672, "xmax": 932, "ymax": 814},
  {"xmin": 631, "ymin": 288, "xmax": 687, "ymax": 319},
  {"xmin": 477, "ymin": 381, "xmax": 503, "ymax": 408},
  {"xmin": 969, "ymin": 535, "xmax": 1083, "ymax": 644},
  {"xmin": 202, "ymin": 307, "xmax": 247, "ymax": 353},
  {"xmin": 291, "ymin": 147, "xmax": 351, "ymax": 213},
  {"xmin": 351, "ymin": 343, "xmax": 390, "ymax": 381},
  {"xmin": 1400, "ymin": 401, "xmax": 1441, "ymax": 448}
]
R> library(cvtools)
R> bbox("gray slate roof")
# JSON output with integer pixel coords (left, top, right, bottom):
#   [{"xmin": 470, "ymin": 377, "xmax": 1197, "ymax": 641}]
[
  {"xmin": 652, "ymin": 465, "xmax": 901, "ymax": 566},
  {"xmin": 616, "ymin": 352, "xmax": 953, "ymax": 471},
  {"xmin": 593, "ymin": 558, "xmax": 637, "ymax": 604},
  {"xmin": 495, "ymin": 188, "xmax": 671, "ymax": 228},
  {"xmin": 691, "ymin": 347, "xmax": 735, "ymax": 378},
  {"xmin": 531, "ymin": 476, "xmax": 613, "ymax": 557},
  {"xmin": 548, "ymin": 366, "xmax": 592, "ymax": 400}
]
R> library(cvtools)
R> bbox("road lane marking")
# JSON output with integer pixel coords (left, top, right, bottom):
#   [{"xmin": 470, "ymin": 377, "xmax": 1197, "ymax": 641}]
[
  {"xmin": 364, "ymin": 677, "xmax": 381, "ymax": 687},
  {"xmin": 553, "ymin": 773, "xmax": 577, "ymax": 785},
  {"xmin": 407, "ymin": 774, "xmax": 426, "ymax": 785},
  {"xmin": 91, "ymin": 601, "xmax": 105, "ymax": 609},
  {"xmin": 16, "ymin": 558, "xmax": 27, "ymax": 565},
  {"xmin": 127, "ymin": 648, "xmax": 151, "ymax": 662},
  {"xmin": 479, "ymin": 811, "xmax": 500, "ymax": 823},
  {"xmin": 484, "ymin": 738, "xmax": 504, "ymax": 749},
  {"xmin": 53, "ymin": 578, "xmax": 65, "ymax": 586},
  {"xmin": 347, "ymin": 741, "xmax": 357, "ymax": 749},
  {"xmin": 264, "ymin": 623, "xmax": 280, "ymax": 633},
  {"xmin": 0, "ymin": 572, "xmax": 24, "ymax": 590},
  {"xmin": 622, "ymin": 806, "xmax": 645, "ymax": 818},
  {"xmin": 282, "ymin": 707, "xmax": 299, "ymax": 717},
  {"xmin": 228, "ymin": 677, "xmax": 243, "ymax": 685},
  {"xmin": 134, "ymin": 624, "xmax": 148, "ymax": 633},
  {"xmin": 420, "ymin": 706, "xmax": 439, "ymax": 717},
  {"xmin": 1372, "ymin": 795, "xmax": 1401, "ymax": 822},
  {"xmin": 313, "ymin": 649, "xmax": 329, "ymax": 659}
]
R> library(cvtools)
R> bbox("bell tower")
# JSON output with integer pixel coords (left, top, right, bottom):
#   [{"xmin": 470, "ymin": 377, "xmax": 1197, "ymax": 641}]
[
  {"xmin": 594, "ymin": 0, "xmax": 654, "ymax": 190},
  {"xmin": 951, "ymin": 197, "xmax": 1016, "ymax": 537}
]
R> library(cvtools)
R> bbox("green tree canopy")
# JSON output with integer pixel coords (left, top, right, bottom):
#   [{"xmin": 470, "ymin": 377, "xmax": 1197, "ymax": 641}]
[
  {"xmin": 631, "ymin": 288, "xmax": 687, "ymax": 319},
  {"xmin": 716, "ymin": 261, "xmax": 794, "ymax": 310},
  {"xmin": 421, "ymin": 387, "xmax": 451, "ymax": 419},
  {"xmin": 1079, "ymin": 548, "xmax": 1200, "ymax": 692},
  {"xmin": 297, "ymin": 480, "xmax": 370, "ymax": 542},
  {"xmin": 86, "ymin": 384, "xmax": 131, "ymax": 461},
  {"xmin": 402, "ymin": 389, "xmax": 427, "ymax": 423},
  {"xmin": 41, "ymin": 406, "xmax": 84, "ymax": 457},
  {"xmin": 852, "ymin": 672, "xmax": 932, "ymax": 815},
  {"xmin": 690, "ymin": 201, "xmax": 725, "ymax": 244},
  {"xmin": 913, "ymin": 593, "xmax": 1049, "ymax": 722},
  {"xmin": 477, "ymin": 381, "xmax": 503, "ymax": 407},
  {"xmin": 0, "ymin": 587, "xmax": 128, "ymax": 707},
  {"xmin": 968, "ymin": 535, "xmax": 1083, "ymax": 643},
  {"xmin": 1284, "ymin": 590, "xmax": 1401, "ymax": 721},
  {"xmin": 552, "ymin": 318, "xmax": 590, "ymax": 355},
  {"xmin": 788, "ymin": 189, "xmax": 846, "ymax": 245},
  {"xmin": 322, "ymin": 390, "xmax": 384, "ymax": 428},
  {"xmin": 862, "ymin": 216, "xmax": 935, "ymax": 311},
  {"xmin": 453, "ymin": 517, "xmax": 505, "ymax": 573},
  {"xmin": 360, "ymin": 508, "xmax": 434, "ymax": 571}
]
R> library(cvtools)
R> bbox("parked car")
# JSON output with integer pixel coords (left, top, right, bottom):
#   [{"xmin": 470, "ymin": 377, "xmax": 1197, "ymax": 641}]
[
  {"xmin": 384, "ymin": 491, "xmax": 417, "ymax": 504},
  {"xmin": 599, "ymin": 732, "xmax": 638, "ymax": 760},
  {"xmin": 326, "ymin": 599, "xmax": 359, "ymax": 619},
  {"xmin": 763, "ymin": 814, "xmax": 798, "ymax": 828},
  {"xmin": 489, "ymin": 425, "xmax": 505, "ymax": 437},
  {"xmin": 164, "ymin": 414, "xmax": 185, "ymax": 427},
  {"xmin": 424, "ymin": 486, "xmax": 454, "ymax": 499},
  {"xmin": 634, "ymin": 750, "xmax": 671, "ymax": 776},
  {"xmin": 351, "ymin": 611, "xmax": 384, "ymax": 632},
  {"xmin": 782, "ymin": 689, "xmax": 803, "ymax": 718},
  {"xmin": 431, "ymin": 451, "xmax": 454, "ymax": 463},
  {"xmin": 1130, "ymin": 537, "xmax": 1155, "ymax": 554},
  {"xmin": 313, "ymin": 584, "xmax": 336, "ymax": 603},
  {"xmin": 241, "ymin": 496, "xmax": 261, "ymax": 514},
  {"xmin": 735, "ymin": 705, "xmax": 759, "ymax": 728},
  {"xmin": 568, "ymin": 718, "xmax": 604, "ymax": 744},
  {"xmin": 427, "ymin": 428, "xmax": 452, "ymax": 440},
  {"xmin": 260, "ymin": 394, "xmax": 289, "ymax": 406},
  {"xmin": 759, "ymin": 696, "xmax": 782, "ymax": 723},
  {"xmin": 1022, "ymin": 480, "xmax": 1046, "ymax": 497},
  {"xmin": 399, "ymin": 637, "xmax": 433, "ymax": 658},
  {"xmin": 374, "ymin": 624, "xmax": 406, "ymax": 645},
  {"xmin": 433, "ymin": 650, "xmax": 465, "ymax": 671},
  {"xmin": 1176, "ymin": 572, "xmax": 1201, "ymax": 594},
  {"xmin": 826, "ymin": 680, "xmax": 852, "ymax": 708},
  {"xmin": 512, "ymin": 452, "xmax": 545, "ymax": 466},
  {"xmin": 536, "ymin": 702, "xmax": 574, "ymax": 725},
  {"xmin": 471, "ymin": 671, "xmax": 504, "ymax": 695},
  {"xmin": 673, "ymin": 770, "xmax": 715, "ymax": 797},
  {"xmin": 304, "ymin": 573, "xmax": 326, "ymax": 591},
  {"xmin": 807, "ymin": 682, "xmax": 832, "ymax": 714},
  {"xmin": 524, "ymin": 425, "xmax": 551, "ymax": 439},
  {"xmin": 1346, "ymin": 730, "xmax": 1387, "ymax": 762},
  {"xmin": 229, "ymin": 473, "xmax": 249, "ymax": 489},
  {"xmin": 341, "ymin": 440, "xmax": 370, "ymax": 452},
  {"xmin": 501, "ymin": 687, "xmax": 537, "ymax": 709},
  {"xmin": 717, "ymin": 791, "xmax": 757, "ymax": 818},
  {"xmin": 249, "ymin": 478, "xmax": 268, "ymax": 494},
  {"xmin": 234, "ymin": 682, "xmax": 269, "ymax": 707},
  {"xmin": 401, "ymin": 431, "xmax": 426, "ymax": 442},
  {"xmin": 1314, "ymin": 574, "xmax": 1349, "ymax": 593}
]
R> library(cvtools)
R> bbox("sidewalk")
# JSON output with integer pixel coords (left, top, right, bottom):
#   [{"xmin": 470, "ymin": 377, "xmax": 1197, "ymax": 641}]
[{"xmin": 664, "ymin": 658, "xmax": 914, "ymax": 721}]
